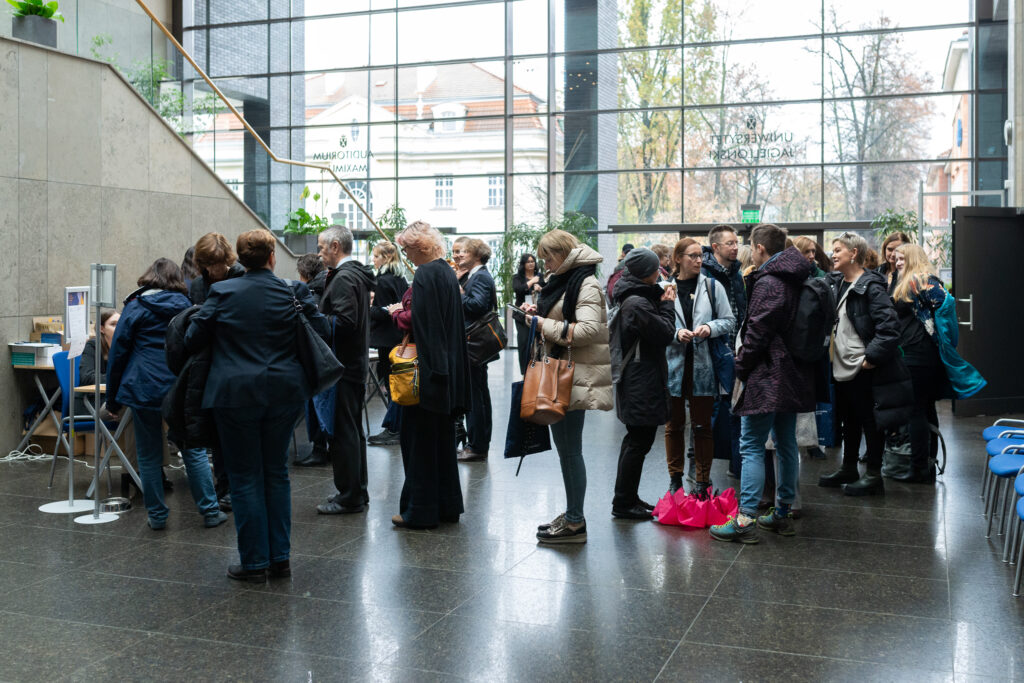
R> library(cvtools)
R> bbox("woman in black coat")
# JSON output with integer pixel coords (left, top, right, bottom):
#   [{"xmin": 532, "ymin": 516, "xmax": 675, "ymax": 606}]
[
  {"xmin": 367, "ymin": 242, "xmax": 410, "ymax": 445},
  {"xmin": 74, "ymin": 309, "xmax": 119, "ymax": 416},
  {"xmin": 819, "ymin": 232, "xmax": 911, "ymax": 497},
  {"xmin": 185, "ymin": 230, "xmax": 328, "ymax": 583},
  {"xmin": 608, "ymin": 249, "xmax": 676, "ymax": 520},
  {"xmin": 387, "ymin": 221, "xmax": 470, "ymax": 529},
  {"xmin": 512, "ymin": 253, "xmax": 545, "ymax": 374}
]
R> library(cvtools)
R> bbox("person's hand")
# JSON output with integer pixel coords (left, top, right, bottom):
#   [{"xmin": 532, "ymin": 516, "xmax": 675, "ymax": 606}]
[
  {"xmin": 532, "ymin": 283, "xmax": 542, "ymax": 293},
  {"xmin": 526, "ymin": 315, "xmax": 546, "ymax": 328},
  {"xmin": 527, "ymin": 276, "xmax": 539, "ymax": 287},
  {"xmin": 694, "ymin": 324, "xmax": 712, "ymax": 339},
  {"xmin": 861, "ymin": 359, "xmax": 875, "ymax": 370},
  {"xmin": 660, "ymin": 287, "xmax": 677, "ymax": 302},
  {"xmin": 369, "ymin": 292, "xmax": 375, "ymax": 305},
  {"xmin": 522, "ymin": 303, "xmax": 538, "ymax": 314},
  {"xmin": 386, "ymin": 302, "xmax": 403, "ymax": 315},
  {"xmin": 99, "ymin": 403, "xmax": 121, "ymax": 422},
  {"xmin": 677, "ymin": 328, "xmax": 694, "ymax": 343}
]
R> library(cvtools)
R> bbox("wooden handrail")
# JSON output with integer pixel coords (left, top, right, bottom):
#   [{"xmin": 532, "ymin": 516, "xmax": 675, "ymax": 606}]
[{"xmin": 133, "ymin": 0, "xmax": 399, "ymax": 252}]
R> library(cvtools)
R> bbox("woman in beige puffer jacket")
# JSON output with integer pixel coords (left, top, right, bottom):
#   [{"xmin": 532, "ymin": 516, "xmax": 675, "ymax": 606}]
[{"xmin": 525, "ymin": 231, "xmax": 612, "ymax": 545}]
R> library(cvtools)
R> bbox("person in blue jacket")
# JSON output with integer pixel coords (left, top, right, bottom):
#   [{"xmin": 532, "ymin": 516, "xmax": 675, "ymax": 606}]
[
  {"xmin": 105, "ymin": 258, "xmax": 225, "ymax": 531},
  {"xmin": 457, "ymin": 238, "xmax": 498, "ymax": 462}
]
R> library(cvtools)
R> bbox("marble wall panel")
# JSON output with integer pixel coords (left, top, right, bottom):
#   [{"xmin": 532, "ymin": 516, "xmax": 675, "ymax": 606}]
[
  {"xmin": 46, "ymin": 52, "xmax": 101, "ymax": 185},
  {"xmin": 0, "ymin": 42, "xmax": 17, "ymax": 179},
  {"xmin": 0, "ymin": 178, "xmax": 18, "ymax": 317},
  {"xmin": 148, "ymin": 192, "xmax": 192, "ymax": 292},
  {"xmin": 46, "ymin": 183, "xmax": 101, "ymax": 311},
  {"xmin": 100, "ymin": 71, "xmax": 150, "ymax": 191},
  {"xmin": 101, "ymin": 187, "xmax": 149, "ymax": 300},
  {"xmin": 16, "ymin": 44, "xmax": 46, "ymax": 181},
  {"xmin": 190, "ymin": 195, "xmax": 230, "ymax": 245},
  {"xmin": 149, "ymin": 116, "xmax": 191, "ymax": 196},
  {"xmin": 191, "ymin": 156, "xmax": 229, "ymax": 199},
  {"xmin": 17, "ymin": 179, "xmax": 47, "ymax": 316}
]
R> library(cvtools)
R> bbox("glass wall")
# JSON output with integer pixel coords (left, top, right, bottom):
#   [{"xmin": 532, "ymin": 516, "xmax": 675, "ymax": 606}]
[{"xmin": 177, "ymin": 0, "xmax": 1008, "ymax": 247}]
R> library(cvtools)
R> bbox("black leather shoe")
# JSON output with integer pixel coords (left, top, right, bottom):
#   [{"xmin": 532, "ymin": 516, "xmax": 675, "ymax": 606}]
[
  {"xmin": 218, "ymin": 493, "xmax": 232, "ymax": 513},
  {"xmin": 612, "ymin": 504, "xmax": 653, "ymax": 520},
  {"xmin": 818, "ymin": 468, "xmax": 860, "ymax": 488},
  {"xmin": 268, "ymin": 560, "xmax": 291, "ymax": 578},
  {"xmin": 367, "ymin": 429, "xmax": 400, "ymax": 446},
  {"xmin": 669, "ymin": 474, "xmax": 683, "ymax": 494},
  {"xmin": 893, "ymin": 466, "xmax": 936, "ymax": 484},
  {"xmin": 317, "ymin": 501, "xmax": 367, "ymax": 515},
  {"xmin": 227, "ymin": 565, "xmax": 267, "ymax": 583},
  {"xmin": 294, "ymin": 452, "xmax": 329, "ymax": 467},
  {"xmin": 842, "ymin": 471, "xmax": 885, "ymax": 496},
  {"xmin": 638, "ymin": 499, "xmax": 655, "ymax": 511},
  {"xmin": 391, "ymin": 514, "xmax": 438, "ymax": 530}
]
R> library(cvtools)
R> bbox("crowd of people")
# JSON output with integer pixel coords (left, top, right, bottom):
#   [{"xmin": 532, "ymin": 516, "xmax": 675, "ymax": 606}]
[{"xmin": 86, "ymin": 218, "xmax": 982, "ymax": 579}]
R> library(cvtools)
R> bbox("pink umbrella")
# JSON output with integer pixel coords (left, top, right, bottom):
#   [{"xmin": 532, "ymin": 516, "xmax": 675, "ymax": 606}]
[{"xmin": 653, "ymin": 486, "xmax": 738, "ymax": 528}]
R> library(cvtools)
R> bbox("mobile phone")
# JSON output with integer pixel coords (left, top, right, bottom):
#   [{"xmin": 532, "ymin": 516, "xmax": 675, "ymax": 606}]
[{"xmin": 506, "ymin": 304, "xmax": 527, "ymax": 321}]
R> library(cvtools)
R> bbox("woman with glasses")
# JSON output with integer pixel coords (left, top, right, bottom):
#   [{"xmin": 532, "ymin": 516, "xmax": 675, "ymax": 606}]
[{"xmin": 663, "ymin": 238, "xmax": 735, "ymax": 497}]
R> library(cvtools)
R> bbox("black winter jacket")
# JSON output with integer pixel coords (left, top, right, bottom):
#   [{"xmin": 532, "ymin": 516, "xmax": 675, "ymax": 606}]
[
  {"xmin": 189, "ymin": 263, "xmax": 245, "ymax": 305},
  {"xmin": 162, "ymin": 306, "xmax": 216, "ymax": 449},
  {"xmin": 609, "ymin": 273, "xmax": 676, "ymax": 426},
  {"xmin": 369, "ymin": 269, "xmax": 409, "ymax": 349},
  {"xmin": 828, "ymin": 269, "xmax": 912, "ymax": 429},
  {"xmin": 321, "ymin": 260, "xmax": 375, "ymax": 384},
  {"xmin": 306, "ymin": 269, "xmax": 327, "ymax": 307}
]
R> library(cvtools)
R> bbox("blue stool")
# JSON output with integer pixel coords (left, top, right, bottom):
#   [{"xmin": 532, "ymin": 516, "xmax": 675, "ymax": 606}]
[
  {"xmin": 984, "ymin": 438, "xmax": 1024, "ymax": 513},
  {"xmin": 987, "ymin": 452, "xmax": 1024, "ymax": 540},
  {"xmin": 1014, "ymin": 495, "xmax": 1024, "ymax": 597},
  {"xmin": 984, "ymin": 419, "xmax": 1024, "ymax": 440},
  {"xmin": 1009, "ymin": 473, "xmax": 1024, "ymax": 568}
]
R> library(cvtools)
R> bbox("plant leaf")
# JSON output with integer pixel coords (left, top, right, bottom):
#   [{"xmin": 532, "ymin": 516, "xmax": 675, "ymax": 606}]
[{"xmin": 299, "ymin": 185, "xmax": 310, "ymax": 201}]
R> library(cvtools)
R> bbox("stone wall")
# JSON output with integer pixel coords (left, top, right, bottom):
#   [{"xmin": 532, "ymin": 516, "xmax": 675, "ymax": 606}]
[{"xmin": 0, "ymin": 35, "xmax": 297, "ymax": 450}]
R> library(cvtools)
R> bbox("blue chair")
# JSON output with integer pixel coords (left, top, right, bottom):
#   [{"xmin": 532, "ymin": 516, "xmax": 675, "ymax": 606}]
[
  {"xmin": 986, "ymin": 450, "xmax": 1024, "ymax": 541},
  {"xmin": 48, "ymin": 351, "xmax": 119, "ymax": 488},
  {"xmin": 983, "ymin": 432, "xmax": 1024, "ymax": 510},
  {"xmin": 1014, "ymin": 494, "xmax": 1024, "ymax": 597},
  {"xmin": 1008, "ymin": 472, "xmax": 1024, "ymax": 569},
  {"xmin": 983, "ymin": 419, "xmax": 1024, "ymax": 441}
]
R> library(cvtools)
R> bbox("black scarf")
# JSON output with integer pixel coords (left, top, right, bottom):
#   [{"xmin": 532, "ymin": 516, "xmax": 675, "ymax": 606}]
[{"xmin": 538, "ymin": 264, "xmax": 597, "ymax": 322}]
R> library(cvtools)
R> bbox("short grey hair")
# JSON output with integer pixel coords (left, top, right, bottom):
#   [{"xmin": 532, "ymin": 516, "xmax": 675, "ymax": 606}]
[
  {"xmin": 833, "ymin": 231, "xmax": 869, "ymax": 266},
  {"xmin": 320, "ymin": 225, "xmax": 353, "ymax": 255}
]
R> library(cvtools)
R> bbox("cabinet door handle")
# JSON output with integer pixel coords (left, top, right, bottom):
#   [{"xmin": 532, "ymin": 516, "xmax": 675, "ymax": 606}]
[{"xmin": 957, "ymin": 294, "xmax": 973, "ymax": 331}]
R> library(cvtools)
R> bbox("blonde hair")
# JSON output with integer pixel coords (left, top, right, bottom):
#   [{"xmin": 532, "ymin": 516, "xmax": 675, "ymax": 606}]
[
  {"xmin": 464, "ymin": 238, "xmax": 492, "ymax": 265},
  {"xmin": 373, "ymin": 241, "xmax": 403, "ymax": 275},
  {"xmin": 892, "ymin": 244, "xmax": 937, "ymax": 303},
  {"xmin": 737, "ymin": 244, "xmax": 752, "ymax": 271},
  {"xmin": 651, "ymin": 243, "xmax": 670, "ymax": 261},
  {"xmin": 833, "ymin": 232, "xmax": 868, "ymax": 266},
  {"xmin": 536, "ymin": 229, "xmax": 579, "ymax": 263},
  {"xmin": 396, "ymin": 220, "xmax": 446, "ymax": 260}
]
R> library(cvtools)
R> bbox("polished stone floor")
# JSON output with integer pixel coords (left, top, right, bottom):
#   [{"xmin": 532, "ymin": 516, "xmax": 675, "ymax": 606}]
[{"xmin": 1, "ymin": 353, "xmax": 1023, "ymax": 681}]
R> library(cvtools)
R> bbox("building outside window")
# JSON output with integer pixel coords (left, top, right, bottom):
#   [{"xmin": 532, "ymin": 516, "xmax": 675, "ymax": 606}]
[
  {"xmin": 488, "ymin": 175, "xmax": 504, "ymax": 208},
  {"xmin": 435, "ymin": 175, "xmax": 454, "ymax": 209}
]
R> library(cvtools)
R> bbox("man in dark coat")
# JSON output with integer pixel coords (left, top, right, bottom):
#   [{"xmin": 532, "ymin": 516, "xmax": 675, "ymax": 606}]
[
  {"xmin": 293, "ymin": 253, "xmax": 330, "ymax": 467},
  {"xmin": 608, "ymin": 249, "xmax": 677, "ymax": 520},
  {"xmin": 315, "ymin": 225, "xmax": 376, "ymax": 515},
  {"xmin": 702, "ymin": 225, "xmax": 747, "ymax": 478},
  {"xmin": 711, "ymin": 225, "xmax": 813, "ymax": 544}
]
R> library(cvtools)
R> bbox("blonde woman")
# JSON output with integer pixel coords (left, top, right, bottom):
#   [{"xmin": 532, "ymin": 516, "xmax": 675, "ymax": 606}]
[
  {"xmin": 367, "ymin": 241, "xmax": 410, "ymax": 446},
  {"xmin": 523, "ymin": 230, "xmax": 612, "ymax": 544}
]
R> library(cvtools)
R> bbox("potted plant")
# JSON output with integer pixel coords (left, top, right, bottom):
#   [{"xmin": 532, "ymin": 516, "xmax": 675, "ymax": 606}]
[{"xmin": 8, "ymin": 0, "xmax": 63, "ymax": 49}]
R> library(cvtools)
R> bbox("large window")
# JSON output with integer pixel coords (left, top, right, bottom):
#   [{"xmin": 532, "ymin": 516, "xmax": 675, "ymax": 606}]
[{"xmin": 182, "ymin": 0, "xmax": 1007, "ymax": 242}]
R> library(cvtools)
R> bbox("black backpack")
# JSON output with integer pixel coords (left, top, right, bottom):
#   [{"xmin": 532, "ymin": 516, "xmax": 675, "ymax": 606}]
[{"xmin": 786, "ymin": 277, "xmax": 837, "ymax": 363}]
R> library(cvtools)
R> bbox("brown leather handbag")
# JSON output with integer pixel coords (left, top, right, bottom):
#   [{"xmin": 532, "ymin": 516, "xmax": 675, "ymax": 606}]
[{"xmin": 520, "ymin": 319, "xmax": 574, "ymax": 425}]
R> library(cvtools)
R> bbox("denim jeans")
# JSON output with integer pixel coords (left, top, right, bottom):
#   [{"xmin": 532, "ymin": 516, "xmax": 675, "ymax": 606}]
[
  {"xmin": 738, "ymin": 412, "xmax": 798, "ymax": 516},
  {"xmin": 132, "ymin": 408, "xmax": 219, "ymax": 524},
  {"xmin": 214, "ymin": 402, "xmax": 303, "ymax": 570},
  {"xmin": 550, "ymin": 409, "xmax": 587, "ymax": 523}
]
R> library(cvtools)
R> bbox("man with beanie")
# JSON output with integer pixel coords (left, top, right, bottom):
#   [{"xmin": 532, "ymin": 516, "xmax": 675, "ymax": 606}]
[{"xmin": 609, "ymin": 248, "xmax": 677, "ymax": 519}]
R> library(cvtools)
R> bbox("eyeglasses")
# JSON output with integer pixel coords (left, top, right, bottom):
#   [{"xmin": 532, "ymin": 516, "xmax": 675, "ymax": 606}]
[{"xmin": 683, "ymin": 252, "xmax": 702, "ymax": 260}]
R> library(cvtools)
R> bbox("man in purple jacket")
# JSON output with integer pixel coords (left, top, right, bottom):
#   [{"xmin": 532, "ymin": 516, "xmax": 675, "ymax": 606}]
[{"xmin": 710, "ymin": 224, "xmax": 814, "ymax": 544}]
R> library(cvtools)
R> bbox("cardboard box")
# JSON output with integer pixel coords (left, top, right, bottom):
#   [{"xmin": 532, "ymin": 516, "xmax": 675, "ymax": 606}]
[
  {"xmin": 32, "ymin": 316, "xmax": 63, "ymax": 334},
  {"xmin": 28, "ymin": 414, "xmax": 86, "ymax": 455},
  {"xmin": 29, "ymin": 331, "xmax": 64, "ymax": 345}
]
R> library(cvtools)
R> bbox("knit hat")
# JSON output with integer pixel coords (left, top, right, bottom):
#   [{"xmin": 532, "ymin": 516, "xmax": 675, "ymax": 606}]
[{"xmin": 622, "ymin": 247, "xmax": 660, "ymax": 279}]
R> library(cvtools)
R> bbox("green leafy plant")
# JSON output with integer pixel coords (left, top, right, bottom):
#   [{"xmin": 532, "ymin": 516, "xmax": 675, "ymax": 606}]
[
  {"xmin": 89, "ymin": 34, "xmax": 222, "ymax": 138},
  {"xmin": 871, "ymin": 208, "xmax": 920, "ymax": 243},
  {"xmin": 7, "ymin": 0, "xmax": 64, "ymax": 21},
  {"xmin": 494, "ymin": 211, "xmax": 599, "ymax": 307},
  {"xmin": 283, "ymin": 186, "xmax": 331, "ymax": 235},
  {"xmin": 367, "ymin": 203, "xmax": 407, "ymax": 248}
]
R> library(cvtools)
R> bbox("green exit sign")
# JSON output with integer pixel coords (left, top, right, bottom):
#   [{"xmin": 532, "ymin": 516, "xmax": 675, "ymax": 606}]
[{"xmin": 741, "ymin": 204, "xmax": 760, "ymax": 224}]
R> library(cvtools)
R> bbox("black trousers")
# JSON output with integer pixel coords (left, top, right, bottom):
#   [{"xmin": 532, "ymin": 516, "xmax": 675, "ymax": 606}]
[
  {"xmin": 613, "ymin": 424, "xmax": 659, "ymax": 510},
  {"xmin": 908, "ymin": 364, "xmax": 941, "ymax": 470},
  {"xmin": 399, "ymin": 405, "xmax": 464, "ymax": 526},
  {"xmin": 329, "ymin": 380, "xmax": 368, "ymax": 507},
  {"xmin": 836, "ymin": 370, "xmax": 885, "ymax": 471},
  {"xmin": 466, "ymin": 363, "xmax": 492, "ymax": 453},
  {"xmin": 515, "ymin": 320, "xmax": 531, "ymax": 375}
]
